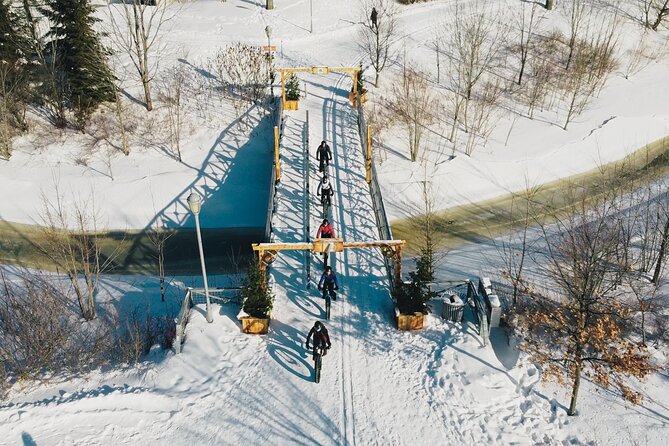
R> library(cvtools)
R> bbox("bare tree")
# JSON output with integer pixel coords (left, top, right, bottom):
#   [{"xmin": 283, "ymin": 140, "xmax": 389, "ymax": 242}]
[
  {"xmin": 147, "ymin": 221, "xmax": 174, "ymax": 302},
  {"xmin": 211, "ymin": 42, "xmax": 270, "ymax": 125},
  {"xmin": 388, "ymin": 68, "xmax": 437, "ymax": 161},
  {"xmin": 525, "ymin": 55, "xmax": 555, "ymax": 119},
  {"xmin": 515, "ymin": 1, "xmax": 543, "ymax": 85},
  {"xmin": 565, "ymin": 0, "xmax": 589, "ymax": 70},
  {"xmin": 158, "ymin": 64, "xmax": 189, "ymax": 162},
  {"xmin": 444, "ymin": 3, "xmax": 503, "ymax": 141},
  {"xmin": 359, "ymin": 0, "xmax": 398, "ymax": 87},
  {"xmin": 652, "ymin": 215, "xmax": 669, "ymax": 283},
  {"xmin": 499, "ymin": 180, "xmax": 542, "ymax": 308},
  {"xmin": 463, "ymin": 80, "xmax": 502, "ymax": 156},
  {"xmin": 561, "ymin": 18, "xmax": 618, "ymax": 130},
  {"xmin": 39, "ymin": 185, "xmax": 120, "ymax": 320},
  {"xmin": 0, "ymin": 269, "xmax": 112, "ymax": 388},
  {"xmin": 519, "ymin": 187, "xmax": 655, "ymax": 416},
  {"xmin": 108, "ymin": 0, "xmax": 171, "ymax": 111}
]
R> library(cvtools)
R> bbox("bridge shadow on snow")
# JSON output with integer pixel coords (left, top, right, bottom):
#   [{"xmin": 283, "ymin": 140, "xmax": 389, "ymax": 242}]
[{"xmin": 119, "ymin": 104, "xmax": 274, "ymax": 276}]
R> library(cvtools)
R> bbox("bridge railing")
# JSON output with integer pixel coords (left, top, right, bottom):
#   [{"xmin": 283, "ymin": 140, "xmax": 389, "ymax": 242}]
[
  {"xmin": 356, "ymin": 101, "xmax": 396, "ymax": 293},
  {"xmin": 174, "ymin": 287, "xmax": 243, "ymax": 354},
  {"xmin": 264, "ymin": 100, "xmax": 284, "ymax": 243}
]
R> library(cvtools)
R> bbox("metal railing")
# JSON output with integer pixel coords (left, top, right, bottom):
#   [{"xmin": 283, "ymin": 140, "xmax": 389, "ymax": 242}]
[
  {"xmin": 356, "ymin": 101, "xmax": 395, "ymax": 291},
  {"xmin": 174, "ymin": 287, "xmax": 243, "ymax": 354},
  {"xmin": 305, "ymin": 110, "xmax": 312, "ymax": 288},
  {"xmin": 466, "ymin": 281, "xmax": 490, "ymax": 346},
  {"xmin": 264, "ymin": 100, "xmax": 284, "ymax": 243}
]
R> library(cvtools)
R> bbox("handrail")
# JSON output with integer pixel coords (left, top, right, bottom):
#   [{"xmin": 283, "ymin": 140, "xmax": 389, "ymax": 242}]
[
  {"xmin": 355, "ymin": 100, "xmax": 395, "ymax": 292},
  {"xmin": 305, "ymin": 110, "xmax": 311, "ymax": 289},
  {"xmin": 264, "ymin": 99, "xmax": 283, "ymax": 243},
  {"xmin": 174, "ymin": 288, "xmax": 193, "ymax": 354}
]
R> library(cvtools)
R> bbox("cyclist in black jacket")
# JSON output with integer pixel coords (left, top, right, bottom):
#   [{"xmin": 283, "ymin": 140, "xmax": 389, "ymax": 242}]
[
  {"xmin": 316, "ymin": 141, "xmax": 332, "ymax": 172},
  {"xmin": 306, "ymin": 321, "xmax": 331, "ymax": 360}
]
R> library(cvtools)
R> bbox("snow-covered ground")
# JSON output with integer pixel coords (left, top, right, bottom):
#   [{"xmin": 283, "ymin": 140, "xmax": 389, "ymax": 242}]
[
  {"xmin": 1, "ymin": 1, "xmax": 669, "ymax": 444},
  {"xmin": 2, "ymin": 61, "xmax": 669, "ymax": 446},
  {"xmin": 1, "ymin": 0, "xmax": 668, "ymax": 229}
]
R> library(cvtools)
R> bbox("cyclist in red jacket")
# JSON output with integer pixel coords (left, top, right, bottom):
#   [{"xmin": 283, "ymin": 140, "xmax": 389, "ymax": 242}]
[{"xmin": 316, "ymin": 219, "xmax": 335, "ymax": 238}]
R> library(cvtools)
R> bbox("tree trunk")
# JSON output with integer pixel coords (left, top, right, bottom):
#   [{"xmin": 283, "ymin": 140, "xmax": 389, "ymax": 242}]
[
  {"xmin": 568, "ymin": 360, "xmax": 582, "ymax": 416},
  {"xmin": 114, "ymin": 88, "xmax": 129, "ymax": 155},
  {"xmin": 652, "ymin": 217, "xmax": 669, "ymax": 283}
]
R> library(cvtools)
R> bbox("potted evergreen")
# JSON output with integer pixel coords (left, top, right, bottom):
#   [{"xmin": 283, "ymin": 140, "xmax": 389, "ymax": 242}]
[
  {"xmin": 238, "ymin": 260, "xmax": 274, "ymax": 334},
  {"xmin": 395, "ymin": 248, "xmax": 435, "ymax": 330},
  {"xmin": 284, "ymin": 74, "xmax": 300, "ymax": 110},
  {"xmin": 349, "ymin": 69, "xmax": 368, "ymax": 106}
]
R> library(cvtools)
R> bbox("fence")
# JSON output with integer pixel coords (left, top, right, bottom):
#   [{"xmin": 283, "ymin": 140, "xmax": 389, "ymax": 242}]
[
  {"xmin": 174, "ymin": 286, "xmax": 243, "ymax": 354},
  {"xmin": 466, "ymin": 281, "xmax": 490, "ymax": 346},
  {"xmin": 263, "ymin": 100, "xmax": 284, "ymax": 243},
  {"xmin": 305, "ymin": 111, "xmax": 312, "ymax": 288},
  {"xmin": 356, "ymin": 101, "xmax": 396, "ymax": 292}
]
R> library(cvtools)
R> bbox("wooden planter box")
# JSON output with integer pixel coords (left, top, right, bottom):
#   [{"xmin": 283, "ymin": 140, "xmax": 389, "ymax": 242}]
[
  {"xmin": 241, "ymin": 316, "xmax": 270, "ymax": 334},
  {"xmin": 284, "ymin": 99, "xmax": 299, "ymax": 111},
  {"xmin": 396, "ymin": 312, "xmax": 425, "ymax": 331}
]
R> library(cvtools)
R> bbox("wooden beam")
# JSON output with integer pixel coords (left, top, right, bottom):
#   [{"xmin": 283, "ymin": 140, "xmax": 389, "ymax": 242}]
[
  {"xmin": 343, "ymin": 240, "xmax": 406, "ymax": 249},
  {"xmin": 252, "ymin": 242, "xmax": 314, "ymax": 251}
]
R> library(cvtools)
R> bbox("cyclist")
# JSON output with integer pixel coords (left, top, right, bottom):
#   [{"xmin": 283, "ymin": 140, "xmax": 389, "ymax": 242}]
[
  {"xmin": 316, "ymin": 140, "xmax": 332, "ymax": 173},
  {"xmin": 305, "ymin": 321, "xmax": 331, "ymax": 360},
  {"xmin": 318, "ymin": 266, "xmax": 339, "ymax": 301},
  {"xmin": 316, "ymin": 218, "xmax": 335, "ymax": 239},
  {"xmin": 317, "ymin": 174, "xmax": 334, "ymax": 207}
]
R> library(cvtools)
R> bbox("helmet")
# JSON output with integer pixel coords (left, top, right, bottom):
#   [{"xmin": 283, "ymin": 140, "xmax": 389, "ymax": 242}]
[
  {"xmin": 325, "ymin": 266, "xmax": 332, "ymax": 273},
  {"xmin": 322, "ymin": 219, "xmax": 329, "ymax": 225},
  {"xmin": 321, "ymin": 140, "xmax": 326, "ymax": 145},
  {"xmin": 315, "ymin": 321, "xmax": 322, "ymax": 332}
]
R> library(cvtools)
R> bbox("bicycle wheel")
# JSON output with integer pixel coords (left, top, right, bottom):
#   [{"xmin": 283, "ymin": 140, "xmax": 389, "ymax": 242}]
[
  {"xmin": 314, "ymin": 352, "xmax": 322, "ymax": 383},
  {"xmin": 325, "ymin": 292, "xmax": 331, "ymax": 320}
]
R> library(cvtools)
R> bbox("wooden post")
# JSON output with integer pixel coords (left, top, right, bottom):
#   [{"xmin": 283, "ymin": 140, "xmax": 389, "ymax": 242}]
[
  {"xmin": 365, "ymin": 125, "xmax": 372, "ymax": 184},
  {"xmin": 281, "ymin": 71, "xmax": 286, "ymax": 108},
  {"xmin": 352, "ymin": 69, "xmax": 358, "ymax": 94},
  {"xmin": 546, "ymin": 0, "xmax": 554, "ymax": 10},
  {"xmin": 274, "ymin": 126, "xmax": 281, "ymax": 182},
  {"xmin": 394, "ymin": 246, "xmax": 403, "ymax": 291},
  {"xmin": 266, "ymin": 0, "xmax": 273, "ymax": 10}
]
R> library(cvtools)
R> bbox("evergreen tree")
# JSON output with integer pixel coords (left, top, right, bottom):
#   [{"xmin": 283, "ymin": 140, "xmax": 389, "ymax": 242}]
[
  {"xmin": 285, "ymin": 74, "xmax": 300, "ymax": 100},
  {"xmin": 396, "ymin": 246, "xmax": 435, "ymax": 314},
  {"xmin": 41, "ymin": 0, "xmax": 114, "ymax": 128},
  {"xmin": 0, "ymin": 0, "xmax": 32, "ymax": 157},
  {"xmin": 241, "ymin": 260, "xmax": 274, "ymax": 318}
]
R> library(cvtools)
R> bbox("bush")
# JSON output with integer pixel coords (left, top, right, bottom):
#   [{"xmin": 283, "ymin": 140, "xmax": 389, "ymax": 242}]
[
  {"xmin": 396, "ymin": 248, "xmax": 435, "ymax": 314},
  {"xmin": 241, "ymin": 260, "xmax": 274, "ymax": 318},
  {"xmin": 285, "ymin": 74, "xmax": 300, "ymax": 100},
  {"xmin": 114, "ymin": 309, "xmax": 176, "ymax": 364},
  {"xmin": 0, "ymin": 271, "xmax": 112, "ymax": 383}
]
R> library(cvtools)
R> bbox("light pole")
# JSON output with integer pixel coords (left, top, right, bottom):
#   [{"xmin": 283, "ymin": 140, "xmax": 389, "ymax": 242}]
[
  {"xmin": 187, "ymin": 192, "xmax": 213, "ymax": 323},
  {"xmin": 265, "ymin": 25, "xmax": 274, "ymax": 101}
]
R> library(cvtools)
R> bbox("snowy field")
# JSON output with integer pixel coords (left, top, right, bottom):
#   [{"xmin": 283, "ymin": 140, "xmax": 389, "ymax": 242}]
[
  {"xmin": 1, "ymin": 0, "xmax": 668, "ymax": 229},
  {"xmin": 1, "ymin": 0, "xmax": 669, "ymax": 445}
]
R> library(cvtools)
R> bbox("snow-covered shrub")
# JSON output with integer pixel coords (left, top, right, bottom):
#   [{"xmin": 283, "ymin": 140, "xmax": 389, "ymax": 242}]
[
  {"xmin": 285, "ymin": 74, "xmax": 300, "ymax": 101},
  {"xmin": 0, "ymin": 270, "xmax": 113, "ymax": 383},
  {"xmin": 114, "ymin": 309, "xmax": 176, "ymax": 364},
  {"xmin": 241, "ymin": 260, "xmax": 274, "ymax": 318},
  {"xmin": 396, "ymin": 248, "xmax": 436, "ymax": 314}
]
